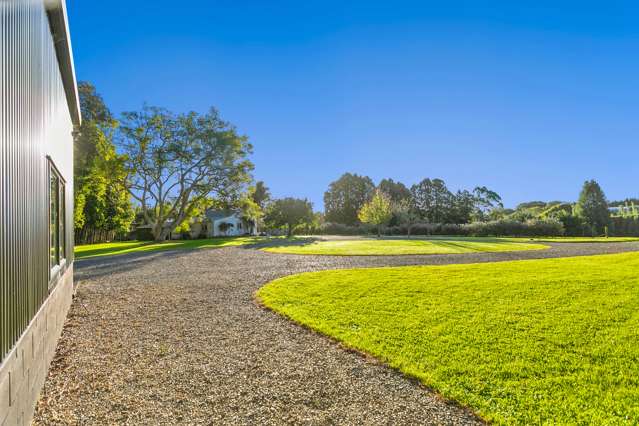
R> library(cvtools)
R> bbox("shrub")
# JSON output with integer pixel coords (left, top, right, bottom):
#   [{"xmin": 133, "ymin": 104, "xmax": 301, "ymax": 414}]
[
  {"xmin": 319, "ymin": 219, "xmax": 565, "ymax": 237},
  {"xmin": 610, "ymin": 217, "xmax": 639, "ymax": 236},
  {"xmin": 317, "ymin": 222, "xmax": 373, "ymax": 235}
]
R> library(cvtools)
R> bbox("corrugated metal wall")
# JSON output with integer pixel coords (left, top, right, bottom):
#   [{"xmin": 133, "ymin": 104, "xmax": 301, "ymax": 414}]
[{"xmin": 0, "ymin": 1, "xmax": 75, "ymax": 362}]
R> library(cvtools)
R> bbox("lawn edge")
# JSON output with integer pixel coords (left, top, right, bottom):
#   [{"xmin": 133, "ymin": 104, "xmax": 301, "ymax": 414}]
[
  {"xmin": 252, "ymin": 290, "xmax": 488, "ymax": 424},
  {"xmin": 260, "ymin": 244, "xmax": 550, "ymax": 257},
  {"xmin": 254, "ymin": 250, "xmax": 639, "ymax": 424}
]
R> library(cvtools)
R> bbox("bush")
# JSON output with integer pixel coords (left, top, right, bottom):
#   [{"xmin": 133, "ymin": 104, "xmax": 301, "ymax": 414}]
[
  {"xmin": 317, "ymin": 222, "xmax": 374, "ymax": 236},
  {"xmin": 610, "ymin": 217, "xmax": 639, "ymax": 236},
  {"xmin": 317, "ymin": 219, "xmax": 565, "ymax": 237}
]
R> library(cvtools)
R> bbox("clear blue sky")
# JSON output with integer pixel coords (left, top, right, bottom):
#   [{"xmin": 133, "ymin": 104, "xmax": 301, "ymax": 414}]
[{"xmin": 67, "ymin": 1, "xmax": 639, "ymax": 209}]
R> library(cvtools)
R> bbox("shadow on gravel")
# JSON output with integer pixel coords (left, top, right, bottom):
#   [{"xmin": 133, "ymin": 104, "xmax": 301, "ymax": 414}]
[{"xmin": 74, "ymin": 250, "xmax": 188, "ymax": 282}]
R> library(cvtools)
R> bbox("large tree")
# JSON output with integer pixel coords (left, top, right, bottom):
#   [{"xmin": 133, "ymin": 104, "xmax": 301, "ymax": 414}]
[
  {"xmin": 251, "ymin": 181, "xmax": 271, "ymax": 208},
  {"xmin": 473, "ymin": 186, "xmax": 503, "ymax": 217},
  {"xmin": 265, "ymin": 198, "xmax": 314, "ymax": 237},
  {"xmin": 358, "ymin": 190, "xmax": 393, "ymax": 237},
  {"xmin": 393, "ymin": 200, "xmax": 421, "ymax": 237},
  {"xmin": 574, "ymin": 179, "xmax": 610, "ymax": 235},
  {"xmin": 324, "ymin": 173, "xmax": 375, "ymax": 225},
  {"xmin": 410, "ymin": 178, "xmax": 454, "ymax": 223},
  {"xmin": 450, "ymin": 189, "xmax": 476, "ymax": 224},
  {"xmin": 119, "ymin": 105, "xmax": 253, "ymax": 241},
  {"xmin": 378, "ymin": 178, "xmax": 411, "ymax": 204}
]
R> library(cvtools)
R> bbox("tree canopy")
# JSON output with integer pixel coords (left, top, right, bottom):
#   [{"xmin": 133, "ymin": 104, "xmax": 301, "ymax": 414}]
[
  {"xmin": 410, "ymin": 178, "xmax": 454, "ymax": 223},
  {"xmin": 574, "ymin": 179, "xmax": 610, "ymax": 235},
  {"xmin": 251, "ymin": 181, "xmax": 271, "ymax": 209},
  {"xmin": 358, "ymin": 190, "xmax": 393, "ymax": 237},
  {"xmin": 119, "ymin": 105, "xmax": 253, "ymax": 241},
  {"xmin": 324, "ymin": 173, "xmax": 375, "ymax": 225},
  {"xmin": 378, "ymin": 178, "xmax": 411, "ymax": 204},
  {"xmin": 265, "ymin": 198, "xmax": 314, "ymax": 237},
  {"xmin": 74, "ymin": 82, "xmax": 134, "ymax": 243}
]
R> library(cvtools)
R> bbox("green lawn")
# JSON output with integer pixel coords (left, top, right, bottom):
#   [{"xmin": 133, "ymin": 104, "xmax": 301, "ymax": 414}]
[
  {"xmin": 75, "ymin": 237, "xmax": 265, "ymax": 259},
  {"xmin": 258, "ymin": 252, "xmax": 639, "ymax": 424},
  {"xmin": 520, "ymin": 237, "xmax": 639, "ymax": 243},
  {"xmin": 262, "ymin": 237, "xmax": 548, "ymax": 256}
]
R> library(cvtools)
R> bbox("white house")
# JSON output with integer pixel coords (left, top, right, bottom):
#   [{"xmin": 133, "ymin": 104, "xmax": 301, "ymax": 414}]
[{"xmin": 205, "ymin": 209, "xmax": 258, "ymax": 237}]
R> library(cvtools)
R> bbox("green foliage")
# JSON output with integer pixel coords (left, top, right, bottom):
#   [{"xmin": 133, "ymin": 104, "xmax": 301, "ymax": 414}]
[
  {"xmin": 516, "ymin": 201, "xmax": 547, "ymax": 210},
  {"xmin": 74, "ymin": 84, "xmax": 134, "ymax": 244},
  {"xmin": 315, "ymin": 219, "xmax": 565, "ymax": 237},
  {"xmin": 119, "ymin": 105, "xmax": 253, "ymax": 241},
  {"xmin": 538, "ymin": 202, "xmax": 572, "ymax": 219},
  {"xmin": 78, "ymin": 81, "xmax": 112, "ymax": 123},
  {"xmin": 357, "ymin": 190, "xmax": 393, "ymax": 236},
  {"xmin": 392, "ymin": 200, "xmax": 421, "ymax": 236},
  {"xmin": 611, "ymin": 201, "xmax": 639, "ymax": 219},
  {"xmin": 377, "ymin": 178, "xmax": 411, "ymax": 204},
  {"xmin": 408, "ymin": 179, "xmax": 503, "ymax": 224},
  {"xmin": 258, "ymin": 252, "xmax": 639, "ymax": 424},
  {"xmin": 324, "ymin": 173, "xmax": 375, "ymax": 225},
  {"xmin": 472, "ymin": 186, "xmax": 503, "ymax": 216},
  {"xmin": 265, "ymin": 198, "xmax": 314, "ymax": 237},
  {"xmin": 487, "ymin": 207, "xmax": 514, "ymax": 221},
  {"xmin": 611, "ymin": 217, "xmax": 639, "ymax": 236},
  {"xmin": 240, "ymin": 194, "xmax": 263, "ymax": 228},
  {"xmin": 574, "ymin": 180, "xmax": 610, "ymax": 235},
  {"xmin": 450, "ymin": 189, "xmax": 476, "ymax": 223},
  {"xmin": 251, "ymin": 181, "xmax": 271, "ymax": 208},
  {"xmin": 410, "ymin": 178, "xmax": 454, "ymax": 223},
  {"xmin": 294, "ymin": 212, "xmax": 324, "ymax": 235}
]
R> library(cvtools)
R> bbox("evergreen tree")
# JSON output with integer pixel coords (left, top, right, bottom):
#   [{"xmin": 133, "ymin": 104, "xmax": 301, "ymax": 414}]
[
  {"xmin": 574, "ymin": 180, "xmax": 610, "ymax": 235},
  {"xmin": 324, "ymin": 173, "xmax": 375, "ymax": 225}
]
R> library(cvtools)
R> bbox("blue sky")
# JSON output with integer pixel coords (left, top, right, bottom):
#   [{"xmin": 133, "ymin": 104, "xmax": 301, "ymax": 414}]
[{"xmin": 67, "ymin": 1, "xmax": 639, "ymax": 209}]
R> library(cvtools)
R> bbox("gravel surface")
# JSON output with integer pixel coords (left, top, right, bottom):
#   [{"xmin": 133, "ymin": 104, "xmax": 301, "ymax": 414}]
[{"xmin": 34, "ymin": 241, "xmax": 639, "ymax": 425}]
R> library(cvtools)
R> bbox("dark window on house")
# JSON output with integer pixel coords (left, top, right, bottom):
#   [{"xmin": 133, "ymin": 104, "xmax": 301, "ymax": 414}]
[{"xmin": 49, "ymin": 161, "xmax": 66, "ymax": 276}]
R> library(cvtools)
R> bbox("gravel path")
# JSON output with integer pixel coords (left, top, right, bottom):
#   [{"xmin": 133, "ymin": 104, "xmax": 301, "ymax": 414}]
[{"xmin": 34, "ymin": 242, "xmax": 639, "ymax": 425}]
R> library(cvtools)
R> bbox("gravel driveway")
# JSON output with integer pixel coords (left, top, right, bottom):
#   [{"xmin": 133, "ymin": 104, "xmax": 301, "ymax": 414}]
[{"xmin": 34, "ymin": 242, "xmax": 639, "ymax": 425}]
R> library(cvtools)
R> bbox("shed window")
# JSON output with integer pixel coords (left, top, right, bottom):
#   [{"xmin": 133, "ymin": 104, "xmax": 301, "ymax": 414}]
[{"xmin": 49, "ymin": 161, "xmax": 66, "ymax": 276}]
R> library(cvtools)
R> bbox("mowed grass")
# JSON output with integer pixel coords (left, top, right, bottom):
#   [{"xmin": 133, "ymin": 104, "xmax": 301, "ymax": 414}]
[
  {"xmin": 521, "ymin": 237, "xmax": 639, "ymax": 243},
  {"xmin": 262, "ymin": 237, "xmax": 548, "ymax": 256},
  {"xmin": 258, "ymin": 252, "xmax": 639, "ymax": 424},
  {"xmin": 75, "ymin": 237, "xmax": 265, "ymax": 259}
]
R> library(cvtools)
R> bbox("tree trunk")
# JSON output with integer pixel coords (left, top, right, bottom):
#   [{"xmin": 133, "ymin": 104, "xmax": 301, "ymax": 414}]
[
  {"xmin": 153, "ymin": 222, "xmax": 166, "ymax": 242},
  {"xmin": 287, "ymin": 223, "xmax": 293, "ymax": 238},
  {"xmin": 407, "ymin": 225, "xmax": 411, "ymax": 239},
  {"xmin": 377, "ymin": 225, "xmax": 381, "ymax": 238}
]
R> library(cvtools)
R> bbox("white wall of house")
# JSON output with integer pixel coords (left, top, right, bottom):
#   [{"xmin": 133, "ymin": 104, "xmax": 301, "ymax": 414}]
[
  {"xmin": 212, "ymin": 215, "xmax": 244, "ymax": 237},
  {"xmin": 210, "ymin": 214, "xmax": 256, "ymax": 237}
]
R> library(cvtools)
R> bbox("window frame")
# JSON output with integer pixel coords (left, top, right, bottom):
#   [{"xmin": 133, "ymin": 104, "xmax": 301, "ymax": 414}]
[{"xmin": 47, "ymin": 158, "xmax": 67, "ymax": 289}]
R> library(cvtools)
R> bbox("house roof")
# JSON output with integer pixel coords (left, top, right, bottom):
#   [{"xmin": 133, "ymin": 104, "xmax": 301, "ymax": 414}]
[
  {"xmin": 45, "ymin": 0, "xmax": 81, "ymax": 126},
  {"xmin": 205, "ymin": 209, "xmax": 241, "ymax": 221}
]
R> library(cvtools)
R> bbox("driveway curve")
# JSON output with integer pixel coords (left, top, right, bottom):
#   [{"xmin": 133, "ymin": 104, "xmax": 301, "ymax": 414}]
[{"xmin": 34, "ymin": 241, "xmax": 639, "ymax": 424}]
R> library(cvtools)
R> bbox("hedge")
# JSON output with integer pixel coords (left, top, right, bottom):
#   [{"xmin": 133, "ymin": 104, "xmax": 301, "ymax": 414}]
[{"xmin": 315, "ymin": 219, "xmax": 565, "ymax": 237}]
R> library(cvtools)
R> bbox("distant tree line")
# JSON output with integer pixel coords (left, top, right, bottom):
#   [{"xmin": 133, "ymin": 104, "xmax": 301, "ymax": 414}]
[
  {"xmin": 323, "ymin": 173, "xmax": 504, "ymax": 231},
  {"xmin": 317, "ymin": 173, "xmax": 638, "ymax": 237},
  {"xmin": 74, "ymin": 83, "xmax": 637, "ymax": 241}
]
